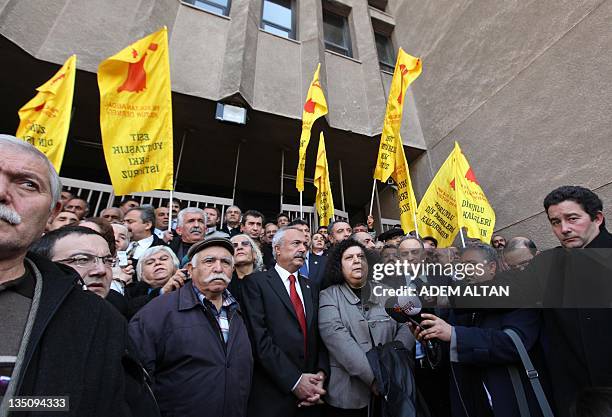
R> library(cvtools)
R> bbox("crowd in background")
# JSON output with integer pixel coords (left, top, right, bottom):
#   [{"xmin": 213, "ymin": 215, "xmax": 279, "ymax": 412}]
[{"xmin": 2, "ymin": 134, "xmax": 612, "ymax": 417}]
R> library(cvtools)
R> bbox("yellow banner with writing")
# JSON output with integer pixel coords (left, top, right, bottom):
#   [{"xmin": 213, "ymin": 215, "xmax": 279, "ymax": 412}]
[
  {"xmin": 453, "ymin": 142, "xmax": 496, "ymax": 242},
  {"xmin": 296, "ymin": 63, "xmax": 328, "ymax": 192},
  {"xmin": 16, "ymin": 55, "xmax": 77, "ymax": 172},
  {"xmin": 416, "ymin": 148, "xmax": 459, "ymax": 247},
  {"xmin": 373, "ymin": 48, "xmax": 421, "ymax": 233},
  {"xmin": 314, "ymin": 132, "xmax": 335, "ymax": 227},
  {"xmin": 98, "ymin": 27, "xmax": 173, "ymax": 195},
  {"xmin": 373, "ymin": 48, "xmax": 421, "ymax": 182}
]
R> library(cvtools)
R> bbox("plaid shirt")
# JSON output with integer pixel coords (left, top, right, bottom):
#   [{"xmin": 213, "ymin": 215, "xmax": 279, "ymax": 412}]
[{"xmin": 192, "ymin": 286, "xmax": 237, "ymax": 343}]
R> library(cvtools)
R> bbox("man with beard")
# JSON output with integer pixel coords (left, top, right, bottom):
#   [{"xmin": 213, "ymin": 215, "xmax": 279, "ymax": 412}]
[
  {"xmin": 129, "ymin": 237, "xmax": 253, "ymax": 417},
  {"xmin": 0, "ymin": 134, "xmax": 131, "ymax": 416},
  {"xmin": 241, "ymin": 226, "xmax": 329, "ymax": 417},
  {"xmin": 170, "ymin": 207, "xmax": 207, "ymax": 264}
]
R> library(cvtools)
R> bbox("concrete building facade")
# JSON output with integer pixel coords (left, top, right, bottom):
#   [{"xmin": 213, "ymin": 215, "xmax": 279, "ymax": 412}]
[{"xmin": 1, "ymin": 0, "xmax": 610, "ymax": 247}]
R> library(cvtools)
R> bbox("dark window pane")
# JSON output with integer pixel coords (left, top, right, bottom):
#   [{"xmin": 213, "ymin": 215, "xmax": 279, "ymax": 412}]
[
  {"xmin": 375, "ymin": 32, "xmax": 395, "ymax": 70},
  {"xmin": 323, "ymin": 12, "xmax": 346, "ymax": 47}
]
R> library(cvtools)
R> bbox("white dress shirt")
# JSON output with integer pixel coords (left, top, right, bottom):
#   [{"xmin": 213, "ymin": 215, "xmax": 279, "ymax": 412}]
[
  {"xmin": 274, "ymin": 263, "xmax": 306, "ymax": 315},
  {"xmin": 127, "ymin": 235, "xmax": 154, "ymax": 259}
]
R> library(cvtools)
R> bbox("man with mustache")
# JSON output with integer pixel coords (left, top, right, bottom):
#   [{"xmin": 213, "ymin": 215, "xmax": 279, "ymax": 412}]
[
  {"xmin": 0, "ymin": 135, "xmax": 131, "ymax": 416},
  {"xmin": 170, "ymin": 207, "xmax": 208, "ymax": 264},
  {"xmin": 129, "ymin": 237, "xmax": 253, "ymax": 417},
  {"xmin": 241, "ymin": 226, "xmax": 329, "ymax": 417}
]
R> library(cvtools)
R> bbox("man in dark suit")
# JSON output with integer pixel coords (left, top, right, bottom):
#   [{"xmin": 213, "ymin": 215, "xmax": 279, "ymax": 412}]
[
  {"xmin": 241, "ymin": 226, "xmax": 329, "ymax": 417},
  {"xmin": 288, "ymin": 219, "xmax": 327, "ymax": 289},
  {"xmin": 124, "ymin": 206, "xmax": 166, "ymax": 274}
]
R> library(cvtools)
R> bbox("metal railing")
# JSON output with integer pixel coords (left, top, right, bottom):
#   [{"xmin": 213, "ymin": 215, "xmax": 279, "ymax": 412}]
[
  {"xmin": 60, "ymin": 177, "xmax": 234, "ymax": 220},
  {"xmin": 281, "ymin": 204, "xmax": 349, "ymax": 230}
]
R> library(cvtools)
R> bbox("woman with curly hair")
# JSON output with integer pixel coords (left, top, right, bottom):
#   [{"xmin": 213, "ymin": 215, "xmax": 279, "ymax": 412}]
[{"xmin": 319, "ymin": 239, "xmax": 414, "ymax": 417}]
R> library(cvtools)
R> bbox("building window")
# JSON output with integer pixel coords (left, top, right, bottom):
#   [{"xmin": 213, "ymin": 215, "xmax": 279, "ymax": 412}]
[
  {"xmin": 182, "ymin": 0, "xmax": 230, "ymax": 17},
  {"xmin": 261, "ymin": 0, "xmax": 295, "ymax": 39},
  {"xmin": 375, "ymin": 32, "xmax": 395, "ymax": 72},
  {"xmin": 323, "ymin": 7, "xmax": 352, "ymax": 58}
]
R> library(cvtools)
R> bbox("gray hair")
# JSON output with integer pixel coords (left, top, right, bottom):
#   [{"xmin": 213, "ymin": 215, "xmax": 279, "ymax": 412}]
[
  {"xmin": 271, "ymin": 226, "xmax": 303, "ymax": 260},
  {"xmin": 0, "ymin": 134, "xmax": 61, "ymax": 209},
  {"xmin": 231, "ymin": 233, "xmax": 264, "ymax": 272},
  {"xmin": 177, "ymin": 207, "xmax": 207, "ymax": 227},
  {"xmin": 111, "ymin": 223, "xmax": 130, "ymax": 243},
  {"xmin": 137, "ymin": 246, "xmax": 179, "ymax": 280},
  {"xmin": 399, "ymin": 235, "xmax": 424, "ymax": 248},
  {"xmin": 462, "ymin": 242, "xmax": 499, "ymax": 264}
]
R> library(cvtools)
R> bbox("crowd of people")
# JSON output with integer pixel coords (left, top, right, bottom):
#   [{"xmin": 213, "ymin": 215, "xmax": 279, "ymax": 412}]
[{"xmin": 1, "ymin": 133, "xmax": 612, "ymax": 417}]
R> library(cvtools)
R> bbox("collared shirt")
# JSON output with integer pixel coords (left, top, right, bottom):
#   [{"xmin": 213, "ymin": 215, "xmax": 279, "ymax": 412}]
[
  {"xmin": 127, "ymin": 235, "xmax": 154, "ymax": 259},
  {"xmin": 192, "ymin": 286, "xmax": 237, "ymax": 343},
  {"xmin": 274, "ymin": 263, "xmax": 305, "ymax": 314},
  {"xmin": 153, "ymin": 228, "xmax": 165, "ymax": 240}
]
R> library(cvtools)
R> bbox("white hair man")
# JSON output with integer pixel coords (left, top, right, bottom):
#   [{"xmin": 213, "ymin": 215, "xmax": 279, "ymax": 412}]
[
  {"xmin": 129, "ymin": 237, "xmax": 253, "ymax": 417},
  {"xmin": 170, "ymin": 207, "xmax": 208, "ymax": 264},
  {"xmin": 0, "ymin": 134, "xmax": 131, "ymax": 415}
]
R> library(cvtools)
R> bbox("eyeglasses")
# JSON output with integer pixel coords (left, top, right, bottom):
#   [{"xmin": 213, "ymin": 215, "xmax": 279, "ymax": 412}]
[
  {"xmin": 232, "ymin": 241, "xmax": 251, "ymax": 248},
  {"xmin": 56, "ymin": 254, "xmax": 116, "ymax": 268}
]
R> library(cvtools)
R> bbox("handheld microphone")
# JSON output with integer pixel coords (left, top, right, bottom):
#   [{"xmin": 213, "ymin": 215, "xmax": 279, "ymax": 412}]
[{"xmin": 385, "ymin": 295, "xmax": 422, "ymax": 324}]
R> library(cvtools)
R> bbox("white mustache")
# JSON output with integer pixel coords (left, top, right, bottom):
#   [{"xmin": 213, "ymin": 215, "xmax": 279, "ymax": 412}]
[
  {"xmin": 189, "ymin": 227, "xmax": 202, "ymax": 233},
  {"xmin": 204, "ymin": 272, "xmax": 231, "ymax": 284},
  {"xmin": 0, "ymin": 205, "xmax": 22, "ymax": 225}
]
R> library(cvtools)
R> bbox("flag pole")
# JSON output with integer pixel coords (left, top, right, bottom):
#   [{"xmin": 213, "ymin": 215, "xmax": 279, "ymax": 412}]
[
  {"xmin": 413, "ymin": 211, "xmax": 419, "ymax": 238},
  {"xmin": 369, "ymin": 179, "xmax": 377, "ymax": 216},
  {"xmin": 167, "ymin": 189, "xmax": 173, "ymax": 232},
  {"xmin": 459, "ymin": 227, "xmax": 466, "ymax": 248},
  {"xmin": 299, "ymin": 192, "xmax": 303, "ymax": 219}
]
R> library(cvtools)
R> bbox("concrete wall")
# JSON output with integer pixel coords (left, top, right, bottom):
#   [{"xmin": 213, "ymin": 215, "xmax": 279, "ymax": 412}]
[
  {"xmin": 391, "ymin": 0, "xmax": 612, "ymax": 249},
  {"xmin": 0, "ymin": 0, "xmax": 424, "ymax": 140}
]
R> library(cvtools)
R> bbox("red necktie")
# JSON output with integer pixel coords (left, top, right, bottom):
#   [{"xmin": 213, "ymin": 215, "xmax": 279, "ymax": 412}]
[{"xmin": 288, "ymin": 274, "xmax": 308, "ymax": 358}]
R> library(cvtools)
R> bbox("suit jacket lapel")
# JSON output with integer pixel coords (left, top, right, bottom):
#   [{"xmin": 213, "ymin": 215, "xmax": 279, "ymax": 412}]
[
  {"xmin": 299, "ymin": 274, "xmax": 314, "ymax": 329},
  {"xmin": 266, "ymin": 268, "xmax": 298, "ymax": 321}
]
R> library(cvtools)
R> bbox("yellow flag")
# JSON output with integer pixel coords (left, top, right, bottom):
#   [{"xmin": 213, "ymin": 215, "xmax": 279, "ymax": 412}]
[
  {"xmin": 453, "ymin": 142, "xmax": 496, "ymax": 242},
  {"xmin": 98, "ymin": 27, "xmax": 173, "ymax": 195},
  {"xmin": 416, "ymin": 148, "xmax": 459, "ymax": 247},
  {"xmin": 16, "ymin": 55, "xmax": 77, "ymax": 172},
  {"xmin": 314, "ymin": 133, "xmax": 335, "ymax": 226},
  {"xmin": 296, "ymin": 63, "xmax": 328, "ymax": 192},
  {"xmin": 373, "ymin": 48, "xmax": 422, "ymax": 182},
  {"xmin": 392, "ymin": 142, "xmax": 420, "ymax": 233},
  {"xmin": 374, "ymin": 49, "xmax": 421, "ymax": 233}
]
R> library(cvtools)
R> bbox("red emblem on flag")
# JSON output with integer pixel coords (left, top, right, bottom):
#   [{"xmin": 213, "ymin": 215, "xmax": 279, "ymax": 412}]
[
  {"xmin": 465, "ymin": 167, "xmax": 479, "ymax": 185},
  {"xmin": 304, "ymin": 98, "xmax": 316, "ymax": 114},
  {"xmin": 34, "ymin": 102, "xmax": 46, "ymax": 112},
  {"xmin": 450, "ymin": 178, "xmax": 455, "ymax": 190},
  {"xmin": 117, "ymin": 44, "xmax": 158, "ymax": 93}
]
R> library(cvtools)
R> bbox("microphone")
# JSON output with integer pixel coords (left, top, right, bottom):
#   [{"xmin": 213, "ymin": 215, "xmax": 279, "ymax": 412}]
[{"xmin": 385, "ymin": 295, "xmax": 422, "ymax": 324}]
